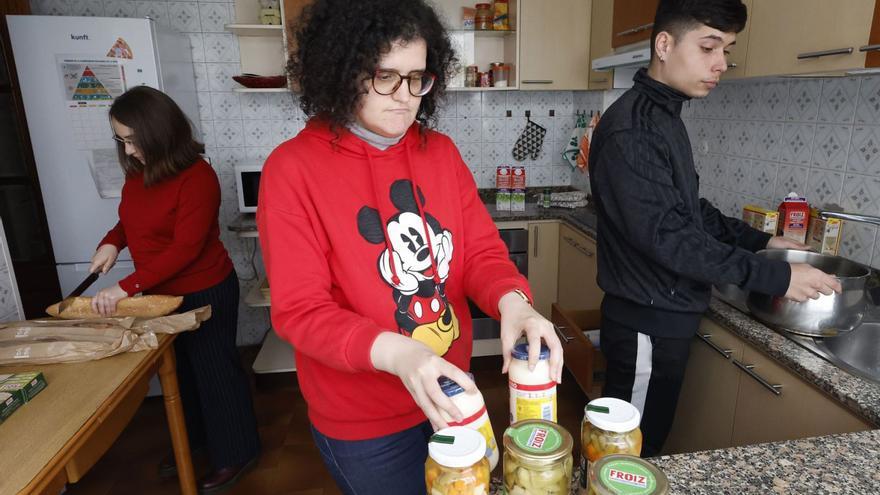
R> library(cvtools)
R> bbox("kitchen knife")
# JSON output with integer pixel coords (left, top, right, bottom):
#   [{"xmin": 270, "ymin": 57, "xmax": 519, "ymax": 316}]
[{"xmin": 57, "ymin": 272, "xmax": 100, "ymax": 313}]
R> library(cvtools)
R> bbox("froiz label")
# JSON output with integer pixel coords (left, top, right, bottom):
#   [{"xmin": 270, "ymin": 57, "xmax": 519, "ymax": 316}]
[
  {"xmin": 527, "ymin": 427, "xmax": 548, "ymax": 449},
  {"xmin": 608, "ymin": 468, "xmax": 648, "ymax": 488}
]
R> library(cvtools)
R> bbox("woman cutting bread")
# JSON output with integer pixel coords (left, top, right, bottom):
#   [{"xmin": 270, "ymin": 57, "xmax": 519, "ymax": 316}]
[{"xmin": 89, "ymin": 86, "xmax": 260, "ymax": 492}]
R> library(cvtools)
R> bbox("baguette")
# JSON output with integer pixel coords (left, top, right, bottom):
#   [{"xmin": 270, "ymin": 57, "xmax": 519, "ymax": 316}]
[{"xmin": 46, "ymin": 295, "xmax": 184, "ymax": 319}]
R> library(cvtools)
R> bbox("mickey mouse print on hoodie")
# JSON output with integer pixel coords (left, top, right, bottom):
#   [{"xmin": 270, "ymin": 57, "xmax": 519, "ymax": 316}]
[{"xmin": 258, "ymin": 119, "xmax": 531, "ymax": 440}]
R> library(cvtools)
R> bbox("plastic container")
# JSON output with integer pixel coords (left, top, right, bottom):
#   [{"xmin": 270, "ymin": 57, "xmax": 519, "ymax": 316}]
[
  {"xmin": 589, "ymin": 454, "xmax": 668, "ymax": 495},
  {"xmin": 475, "ymin": 3, "xmax": 493, "ymax": 30},
  {"xmin": 438, "ymin": 375, "xmax": 499, "ymax": 470},
  {"xmin": 509, "ymin": 343, "xmax": 557, "ymax": 423},
  {"xmin": 426, "ymin": 427, "xmax": 491, "ymax": 495},
  {"xmin": 578, "ymin": 398, "xmax": 643, "ymax": 495},
  {"xmin": 502, "ymin": 419, "xmax": 573, "ymax": 495}
]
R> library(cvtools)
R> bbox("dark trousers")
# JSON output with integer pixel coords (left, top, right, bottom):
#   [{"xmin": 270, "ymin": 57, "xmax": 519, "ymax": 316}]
[
  {"xmin": 600, "ymin": 315, "xmax": 692, "ymax": 457},
  {"xmin": 311, "ymin": 421, "xmax": 434, "ymax": 495},
  {"xmin": 174, "ymin": 270, "xmax": 261, "ymax": 468}
]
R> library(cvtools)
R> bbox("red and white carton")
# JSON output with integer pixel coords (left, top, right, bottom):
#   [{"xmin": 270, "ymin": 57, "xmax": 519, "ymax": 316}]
[
  {"xmin": 777, "ymin": 192, "xmax": 810, "ymax": 244},
  {"xmin": 496, "ymin": 166, "xmax": 511, "ymax": 189},
  {"xmin": 511, "ymin": 166, "xmax": 526, "ymax": 189}
]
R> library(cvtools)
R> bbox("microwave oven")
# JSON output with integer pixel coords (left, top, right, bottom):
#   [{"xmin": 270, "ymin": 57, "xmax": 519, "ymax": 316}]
[{"xmin": 235, "ymin": 164, "xmax": 263, "ymax": 213}]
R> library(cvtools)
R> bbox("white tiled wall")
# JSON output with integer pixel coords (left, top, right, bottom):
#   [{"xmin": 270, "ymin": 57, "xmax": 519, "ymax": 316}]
[
  {"xmin": 27, "ymin": 0, "xmax": 604, "ymax": 344},
  {"xmin": 683, "ymin": 76, "xmax": 880, "ymax": 269}
]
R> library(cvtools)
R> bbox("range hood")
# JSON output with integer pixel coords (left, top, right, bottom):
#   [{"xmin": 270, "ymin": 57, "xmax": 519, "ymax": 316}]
[{"xmin": 591, "ymin": 46, "xmax": 651, "ymax": 71}]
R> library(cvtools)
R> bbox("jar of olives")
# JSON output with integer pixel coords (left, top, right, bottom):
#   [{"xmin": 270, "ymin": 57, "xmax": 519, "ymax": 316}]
[
  {"xmin": 578, "ymin": 398, "xmax": 643, "ymax": 495},
  {"xmin": 502, "ymin": 419, "xmax": 573, "ymax": 495},
  {"xmin": 426, "ymin": 427, "xmax": 491, "ymax": 495},
  {"xmin": 589, "ymin": 454, "xmax": 668, "ymax": 495}
]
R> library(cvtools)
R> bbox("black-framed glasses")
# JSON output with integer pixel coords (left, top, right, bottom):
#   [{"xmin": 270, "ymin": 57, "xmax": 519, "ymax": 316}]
[
  {"xmin": 371, "ymin": 69, "xmax": 436, "ymax": 97},
  {"xmin": 112, "ymin": 134, "xmax": 135, "ymax": 146}
]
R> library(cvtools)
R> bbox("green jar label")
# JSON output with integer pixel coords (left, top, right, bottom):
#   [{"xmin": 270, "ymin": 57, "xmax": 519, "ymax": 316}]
[
  {"xmin": 599, "ymin": 459, "xmax": 657, "ymax": 494},
  {"xmin": 509, "ymin": 423, "xmax": 562, "ymax": 454}
]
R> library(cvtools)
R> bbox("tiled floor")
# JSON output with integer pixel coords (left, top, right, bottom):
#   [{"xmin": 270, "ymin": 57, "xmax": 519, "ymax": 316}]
[{"xmin": 64, "ymin": 350, "xmax": 592, "ymax": 494}]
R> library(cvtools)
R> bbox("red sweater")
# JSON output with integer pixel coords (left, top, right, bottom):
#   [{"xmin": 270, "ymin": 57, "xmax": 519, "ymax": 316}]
[
  {"xmin": 257, "ymin": 120, "xmax": 530, "ymax": 440},
  {"xmin": 99, "ymin": 159, "xmax": 233, "ymax": 296}
]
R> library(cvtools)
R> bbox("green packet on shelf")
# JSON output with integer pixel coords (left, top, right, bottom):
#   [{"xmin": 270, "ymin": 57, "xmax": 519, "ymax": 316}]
[{"xmin": 0, "ymin": 371, "xmax": 47, "ymax": 423}]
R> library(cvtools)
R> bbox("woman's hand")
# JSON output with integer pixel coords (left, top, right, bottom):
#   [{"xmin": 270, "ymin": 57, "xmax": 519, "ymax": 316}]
[
  {"xmin": 90, "ymin": 244, "xmax": 119, "ymax": 274},
  {"xmin": 91, "ymin": 284, "xmax": 128, "ymax": 317},
  {"xmin": 498, "ymin": 291, "xmax": 564, "ymax": 384},
  {"xmin": 767, "ymin": 236, "xmax": 811, "ymax": 251},
  {"xmin": 370, "ymin": 332, "xmax": 476, "ymax": 430}
]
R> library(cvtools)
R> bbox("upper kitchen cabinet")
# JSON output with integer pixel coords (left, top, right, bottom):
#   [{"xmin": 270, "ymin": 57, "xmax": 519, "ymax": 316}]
[
  {"xmin": 588, "ymin": 0, "xmax": 614, "ymax": 90},
  {"xmin": 611, "ymin": 0, "xmax": 658, "ymax": 48},
  {"xmin": 745, "ymin": 0, "xmax": 880, "ymax": 77},
  {"xmin": 721, "ymin": 0, "xmax": 752, "ymax": 79},
  {"xmin": 227, "ymin": 0, "xmax": 287, "ymax": 81},
  {"xmin": 519, "ymin": 0, "xmax": 592, "ymax": 90}
]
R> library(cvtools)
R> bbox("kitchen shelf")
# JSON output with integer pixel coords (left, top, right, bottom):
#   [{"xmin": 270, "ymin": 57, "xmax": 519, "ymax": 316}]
[
  {"xmin": 450, "ymin": 29, "xmax": 516, "ymax": 37},
  {"xmin": 225, "ymin": 24, "xmax": 283, "ymax": 36},
  {"xmin": 448, "ymin": 86, "xmax": 518, "ymax": 91},
  {"xmin": 232, "ymin": 87, "xmax": 290, "ymax": 93}
]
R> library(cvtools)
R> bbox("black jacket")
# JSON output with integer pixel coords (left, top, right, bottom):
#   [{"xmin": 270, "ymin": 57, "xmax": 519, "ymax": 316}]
[{"xmin": 588, "ymin": 69, "xmax": 790, "ymax": 338}]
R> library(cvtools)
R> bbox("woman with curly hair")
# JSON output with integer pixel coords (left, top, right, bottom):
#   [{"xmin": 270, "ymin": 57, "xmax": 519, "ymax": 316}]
[{"xmin": 257, "ymin": 0, "xmax": 563, "ymax": 491}]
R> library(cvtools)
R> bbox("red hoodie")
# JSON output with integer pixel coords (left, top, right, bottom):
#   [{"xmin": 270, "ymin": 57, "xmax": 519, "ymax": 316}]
[{"xmin": 257, "ymin": 119, "xmax": 530, "ymax": 440}]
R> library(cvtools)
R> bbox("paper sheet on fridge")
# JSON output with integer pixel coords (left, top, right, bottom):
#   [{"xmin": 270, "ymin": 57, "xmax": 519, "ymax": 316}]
[{"xmin": 86, "ymin": 148, "xmax": 124, "ymax": 198}]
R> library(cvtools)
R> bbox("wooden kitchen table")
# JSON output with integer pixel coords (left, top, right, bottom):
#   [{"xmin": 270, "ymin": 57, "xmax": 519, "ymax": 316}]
[{"xmin": 0, "ymin": 334, "xmax": 196, "ymax": 495}]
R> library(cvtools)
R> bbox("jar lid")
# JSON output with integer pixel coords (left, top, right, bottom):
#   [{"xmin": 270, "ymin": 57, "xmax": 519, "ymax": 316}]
[
  {"xmin": 511, "ymin": 342, "xmax": 550, "ymax": 361},
  {"xmin": 437, "ymin": 372, "xmax": 475, "ymax": 398},
  {"xmin": 591, "ymin": 454, "xmax": 668, "ymax": 495},
  {"xmin": 585, "ymin": 397, "xmax": 641, "ymax": 433},
  {"xmin": 428, "ymin": 427, "xmax": 487, "ymax": 468},
  {"xmin": 475, "ymin": 3, "xmax": 491, "ymax": 8},
  {"xmin": 503, "ymin": 419, "xmax": 572, "ymax": 463}
]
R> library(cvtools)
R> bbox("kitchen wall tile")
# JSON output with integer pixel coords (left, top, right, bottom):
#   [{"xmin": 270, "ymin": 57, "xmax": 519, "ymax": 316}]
[
  {"xmin": 245, "ymin": 146, "xmax": 274, "ymax": 161},
  {"xmin": 70, "ymin": 0, "xmax": 105, "ymax": 16},
  {"xmin": 847, "ymin": 125, "xmax": 880, "ymax": 177},
  {"xmin": 136, "ymin": 1, "xmax": 169, "ymax": 27},
  {"xmin": 531, "ymin": 116, "xmax": 555, "ymax": 144},
  {"xmin": 481, "ymin": 91, "xmax": 507, "ymax": 117},
  {"xmin": 855, "ymin": 75, "xmax": 880, "ymax": 125},
  {"xmin": 266, "ymin": 92, "xmax": 299, "ymax": 119},
  {"xmin": 478, "ymin": 167, "xmax": 497, "ymax": 188},
  {"xmin": 242, "ymin": 119, "xmax": 273, "ymax": 147},
  {"xmin": 199, "ymin": 120, "xmax": 216, "ymax": 147},
  {"xmin": 529, "ymin": 91, "xmax": 555, "ymax": 117},
  {"xmin": 214, "ymin": 120, "xmax": 244, "ymax": 147},
  {"xmin": 811, "ymin": 125, "xmax": 851, "ymax": 171},
  {"xmin": 818, "ymin": 77, "xmax": 859, "ymax": 124},
  {"xmin": 206, "ymin": 62, "xmax": 240, "ymax": 92},
  {"xmin": 841, "ymin": 173, "xmax": 880, "ymax": 215},
  {"xmin": 102, "ymin": 0, "xmax": 136, "ymax": 18},
  {"xmin": 185, "ymin": 33, "xmax": 206, "ymax": 63},
  {"xmin": 212, "ymin": 147, "xmax": 247, "ymax": 175},
  {"xmin": 530, "ymin": 166, "xmax": 552, "ymax": 187},
  {"xmin": 198, "ymin": 2, "xmax": 230, "ymax": 33},
  {"xmin": 555, "ymin": 91, "xmax": 574, "ymax": 116},
  {"xmin": 714, "ymin": 120, "xmax": 731, "ymax": 155},
  {"xmin": 746, "ymin": 160, "xmax": 778, "ymax": 200},
  {"xmin": 552, "ymin": 164, "xmax": 572, "ymax": 185},
  {"xmin": 806, "ymin": 168, "xmax": 844, "ymax": 208},
  {"xmin": 705, "ymin": 153, "xmax": 726, "ymax": 188},
  {"xmin": 785, "ymin": 79, "xmax": 821, "ymax": 123},
  {"xmin": 240, "ymin": 93, "xmax": 268, "ymax": 119},
  {"xmin": 436, "ymin": 93, "xmax": 456, "ymax": 119},
  {"xmin": 555, "ymin": 116, "xmax": 577, "ymax": 149},
  {"xmin": 752, "ymin": 122, "xmax": 784, "ymax": 162},
  {"xmin": 203, "ymin": 33, "xmax": 239, "ymax": 63},
  {"xmin": 713, "ymin": 85, "xmax": 737, "ymax": 120},
  {"xmin": 456, "ymin": 117, "xmax": 482, "ymax": 143},
  {"xmin": 211, "ymin": 91, "xmax": 241, "ymax": 120},
  {"xmin": 727, "ymin": 157, "xmax": 751, "ymax": 194},
  {"xmin": 839, "ymin": 222, "xmax": 877, "ymax": 265},
  {"xmin": 779, "ymin": 123, "xmax": 815, "ymax": 166},
  {"xmin": 481, "ymin": 117, "xmax": 507, "ymax": 143},
  {"xmin": 736, "ymin": 83, "xmax": 761, "ymax": 121},
  {"xmin": 436, "ymin": 118, "xmax": 459, "ymax": 142},
  {"xmin": 774, "ymin": 164, "xmax": 810, "ymax": 202},
  {"xmin": 758, "ymin": 80, "xmax": 790, "ymax": 121},
  {"xmin": 508, "ymin": 91, "xmax": 530, "ymax": 115},
  {"xmin": 871, "ymin": 238, "xmax": 880, "ymax": 269},
  {"xmin": 167, "ymin": 1, "xmax": 202, "ymax": 33},
  {"xmin": 192, "ymin": 62, "xmax": 210, "ymax": 92},
  {"xmin": 456, "ymin": 143, "xmax": 481, "ymax": 168},
  {"xmin": 196, "ymin": 91, "xmax": 213, "ymax": 120},
  {"xmin": 457, "ymin": 92, "xmax": 482, "ymax": 118},
  {"xmin": 692, "ymin": 119, "xmax": 713, "ymax": 153},
  {"xmin": 482, "ymin": 142, "xmax": 509, "ymax": 169},
  {"xmin": 729, "ymin": 121, "xmax": 754, "ymax": 158},
  {"xmin": 274, "ymin": 118, "xmax": 303, "ymax": 144}
]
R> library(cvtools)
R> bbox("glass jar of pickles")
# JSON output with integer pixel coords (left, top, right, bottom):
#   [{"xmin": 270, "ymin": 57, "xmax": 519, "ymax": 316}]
[
  {"xmin": 578, "ymin": 398, "xmax": 642, "ymax": 495},
  {"xmin": 589, "ymin": 454, "xmax": 668, "ymax": 495},
  {"xmin": 502, "ymin": 419, "xmax": 573, "ymax": 495},
  {"xmin": 426, "ymin": 427, "xmax": 491, "ymax": 495}
]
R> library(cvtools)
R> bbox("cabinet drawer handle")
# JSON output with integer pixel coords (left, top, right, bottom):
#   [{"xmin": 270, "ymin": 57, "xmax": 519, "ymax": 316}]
[
  {"xmin": 533, "ymin": 225, "xmax": 539, "ymax": 257},
  {"xmin": 590, "ymin": 78, "xmax": 609, "ymax": 83},
  {"xmin": 859, "ymin": 44, "xmax": 880, "ymax": 53},
  {"xmin": 521, "ymin": 80, "xmax": 554, "ymax": 84},
  {"xmin": 697, "ymin": 333, "xmax": 733, "ymax": 359},
  {"xmin": 616, "ymin": 22, "xmax": 654, "ymax": 37},
  {"xmin": 727, "ymin": 62, "xmax": 738, "ymax": 69},
  {"xmin": 797, "ymin": 47, "xmax": 854, "ymax": 60},
  {"xmin": 554, "ymin": 324, "xmax": 576, "ymax": 344},
  {"xmin": 733, "ymin": 359, "xmax": 782, "ymax": 396}
]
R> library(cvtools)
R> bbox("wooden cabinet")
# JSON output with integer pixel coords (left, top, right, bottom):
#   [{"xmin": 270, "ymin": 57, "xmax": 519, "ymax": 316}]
[
  {"xmin": 721, "ymin": 0, "xmax": 752, "ymax": 80},
  {"xmin": 588, "ymin": 0, "xmax": 614, "ymax": 90},
  {"xmin": 518, "ymin": 0, "xmax": 592, "ymax": 90},
  {"xmin": 551, "ymin": 304, "xmax": 603, "ymax": 396},
  {"xmin": 665, "ymin": 318, "xmax": 873, "ymax": 455},
  {"xmin": 745, "ymin": 0, "xmax": 880, "ymax": 77},
  {"xmin": 527, "ymin": 221, "xmax": 560, "ymax": 318},
  {"xmin": 557, "ymin": 223, "xmax": 603, "ymax": 312},
  {"xmin": 611, "ymin": 0, "xmax": 658, "ymax": 48}
]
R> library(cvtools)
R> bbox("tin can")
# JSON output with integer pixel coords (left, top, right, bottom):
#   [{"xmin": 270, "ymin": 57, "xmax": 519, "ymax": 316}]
[
  {"xmin": 465, "ymin": 65, "xmax": 478, "ymax": 87},
  {"xmin": 490, "ymin": 62, "xmax": 507, "ymax": 87},
  {"xmin": 479, "ymin": 71, "xmax": 492, "ymax": 88}
]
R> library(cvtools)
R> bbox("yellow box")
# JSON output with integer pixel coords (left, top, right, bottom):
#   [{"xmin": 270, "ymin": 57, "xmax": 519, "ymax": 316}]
[
  {"xmin": 807, "ymin": 209, "xmax": 843, "ymax": 255},
  {"xmin": 742, "ymin": 205, "xmax": 779, "ymax": 235}
]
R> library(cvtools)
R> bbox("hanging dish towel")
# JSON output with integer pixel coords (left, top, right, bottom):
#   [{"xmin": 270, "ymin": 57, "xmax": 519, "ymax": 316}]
[
  {"xmin": 576, "ymin": 112, "xmax": 600, "ymax": 173},
  {"xmin": 562, "ymin": 113, "xmax": 588, "ymax": 169},
  {"xmin": 512, "ymin": 118, "xmax": 547, "ymax": 161}
]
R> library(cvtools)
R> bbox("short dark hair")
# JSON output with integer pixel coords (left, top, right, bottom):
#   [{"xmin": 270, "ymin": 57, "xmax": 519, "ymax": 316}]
[
  {"xmin": 650, "ymin": 0, "xmax": 748, "ymax": 57},
  {"xmin": 108, "ymin": 86, "xmax": 204, "ymax": 186},
  {"xmin": 288, "ymin": 0, "xmax": 457, "ymax": 132}
]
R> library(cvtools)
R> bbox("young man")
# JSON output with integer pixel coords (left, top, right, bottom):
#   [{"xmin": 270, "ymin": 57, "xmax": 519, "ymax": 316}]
[{"xmin": 588, "ymin": 0, "xmax": 841, "ymax": 457}]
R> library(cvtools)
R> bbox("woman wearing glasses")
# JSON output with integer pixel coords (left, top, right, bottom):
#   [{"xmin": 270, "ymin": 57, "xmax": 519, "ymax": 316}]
[
  {"xmin": 90, "ymin": 86, "xmax": 260, "ymax": 492},
  {"xmin": 257, "ymin": 0, "xmax": 563, "ymax": 492}
]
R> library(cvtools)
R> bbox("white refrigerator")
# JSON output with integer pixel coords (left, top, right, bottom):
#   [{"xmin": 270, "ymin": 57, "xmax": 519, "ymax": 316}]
[{"xmin": 6, "ymin": 15, "xmax": 200, "ymax": 296}]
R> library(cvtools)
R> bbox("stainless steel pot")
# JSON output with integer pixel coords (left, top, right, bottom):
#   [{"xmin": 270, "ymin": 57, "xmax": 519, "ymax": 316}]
[{"xmin": 746, "ymin": 250, "xmax": 871, "ymax": 337}]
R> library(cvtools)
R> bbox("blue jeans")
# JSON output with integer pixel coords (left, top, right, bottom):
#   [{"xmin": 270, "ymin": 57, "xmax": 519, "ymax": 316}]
[{"xmin": 310, "ymin": 421, "xmax": 433, "ymax": 495}]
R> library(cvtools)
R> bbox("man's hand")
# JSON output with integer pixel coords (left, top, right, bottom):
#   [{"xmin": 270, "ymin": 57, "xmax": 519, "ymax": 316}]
[
  {"xmin": 785, "ymin": 263, "xmax": 842, "ymax": 302},
  {"xmin": 767, "ymin": 236, "xmax": 811, "ymax": 251}
]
